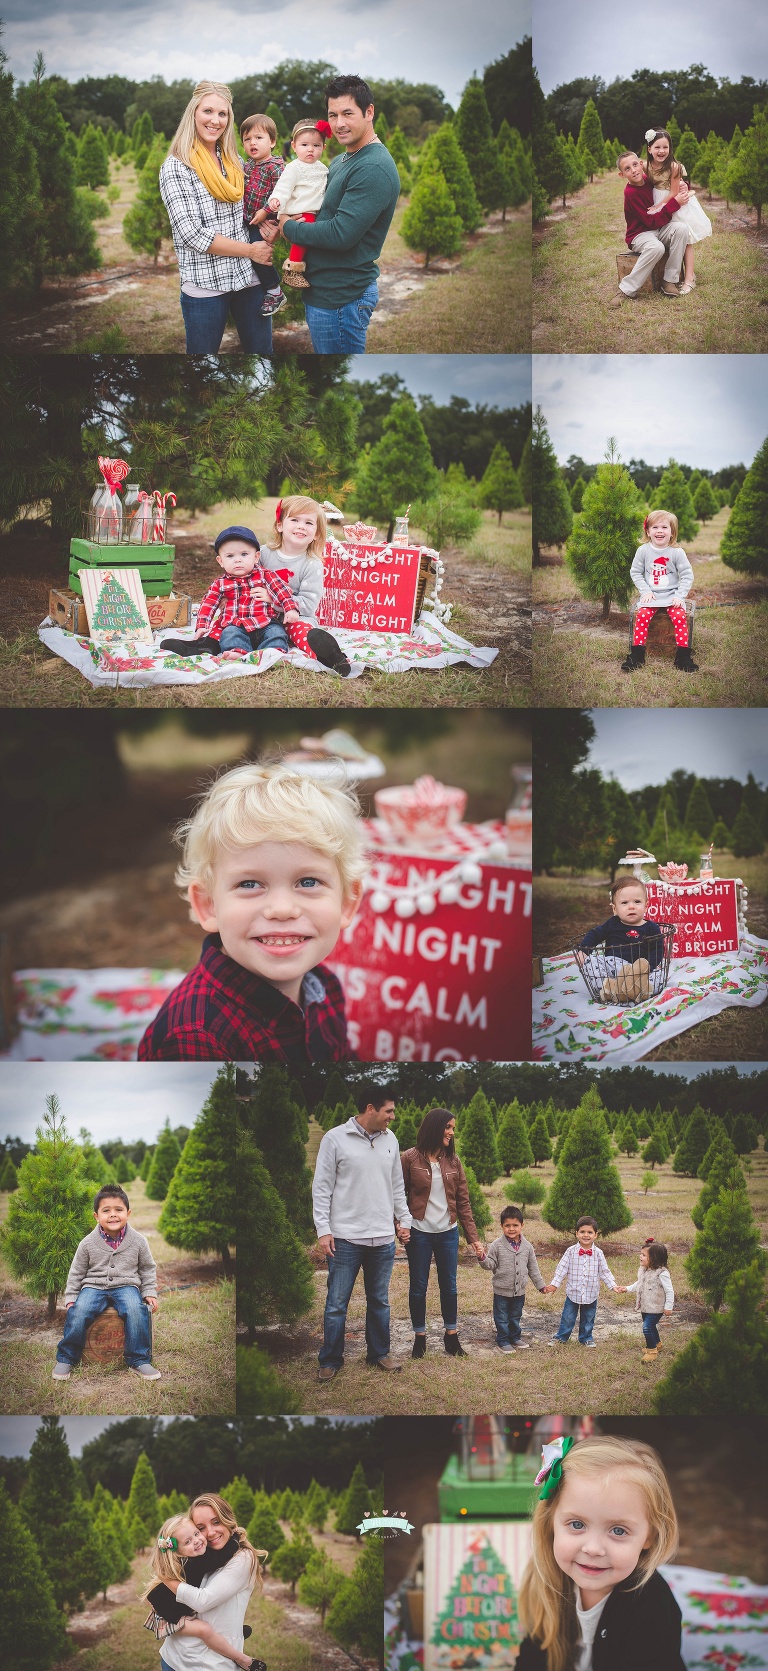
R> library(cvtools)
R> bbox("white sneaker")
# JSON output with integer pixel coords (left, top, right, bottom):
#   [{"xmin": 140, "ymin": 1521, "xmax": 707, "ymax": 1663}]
[
  {"xmin": 496, "ymin": 1343, "xmax": 515, "ymax": 1353},
  {"xmin": 52, "ymin": 1363, "xmax": 71, "ymax": 1380},
  {"xmin": 131, "ymin": 1363, "xmax": 161, "ymax": 1379},
  {"xmin": 514, "ymin": 1341, "xmax": 531, "ymax": 1350}
]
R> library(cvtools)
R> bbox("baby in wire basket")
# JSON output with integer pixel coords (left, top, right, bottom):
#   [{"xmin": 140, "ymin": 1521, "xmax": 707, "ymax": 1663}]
[{"xmin": 575, "ymin": 876, "xmax": 667, "ymax": 1002}]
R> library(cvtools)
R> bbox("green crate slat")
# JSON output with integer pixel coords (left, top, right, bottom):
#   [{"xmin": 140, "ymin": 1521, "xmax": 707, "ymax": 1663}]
[
  {"xmin": 70, "ymin": 539, "xmax": 175, "ymax": 563},
  {"xmin": 69, "ymin": 568, "xmax": 174, "ymax": 597}
]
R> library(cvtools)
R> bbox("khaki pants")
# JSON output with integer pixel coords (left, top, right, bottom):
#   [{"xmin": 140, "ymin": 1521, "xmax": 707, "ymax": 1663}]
[{"xmin": 619, "ymin": 220, "xmax": 689, "ymax": 295}]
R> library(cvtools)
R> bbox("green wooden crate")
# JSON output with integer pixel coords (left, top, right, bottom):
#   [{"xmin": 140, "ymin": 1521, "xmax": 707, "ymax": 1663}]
[{"xmin": 69, "ymin": 539, "xmax": 175, "ymax": 597}]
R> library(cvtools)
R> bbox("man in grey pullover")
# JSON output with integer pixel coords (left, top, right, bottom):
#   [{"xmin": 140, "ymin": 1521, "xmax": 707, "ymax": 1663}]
[{"xmin": 313, "ymin": 1086, "xmax": 411, "ymax": 1380}]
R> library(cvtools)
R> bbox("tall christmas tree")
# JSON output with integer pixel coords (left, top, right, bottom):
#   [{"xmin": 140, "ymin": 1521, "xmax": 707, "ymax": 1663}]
[
  {"xmin": 653, "ymin": 1262, "xmax": 768, "ymax": 1414},
  {"xmin": 335, "ymin": 1462, "xmax": 371, "ymax": 1537},
  {"xmin": 565, "ymin": 440, "xmax": 648, "ymax": 618},
  {"xmin": 693, "ymin": 478, "xmax": 718, "ymax": 523},
  {"xmin": 413, "ymin": 124, "xmax": 482, "ymax": 231},
  {"xmin": 247, "ymin": 1494, "xmax": 285, "ymax": 1556},
  {"xmin": 683, "ymin": 779, "xmax": 715, "ymax": 836},
  {"xmin": 651, "ymin": 460, "xmax": 698, "ymax": 541},
  {"xmin": 1, "ymin": 1096, "xmax": 95, "ymax": 1317},
  {"xmin": 77, "ymin": 123, "xmax": 110, "ymax": 188},
  {"xmin": 577, "ymin": 99, "xmax": 605, "ymax": 180},
  {"xmin": 354, "ymin": 396, "xmax": 438, "ymax": 537},
  {"xmin": 243, "ymin": 1063, "xmax": 313, "ymax": 1238},
  {"xmin": 236, "ymin": 1128, "xmax": 314, "ymax": 1339},
  {"xmin": 529, "ymin": 1112, "xmax": 553, "ymax": 1166},
  {"xmin": 0, "ymin": 1478, "xmax": 67, "ymax": 1669},
  {"xmin": 544, "ymin": 1086, "xmax": 632, "ymax": 1234},
  {"xmin": 672, "ymin": 1106, "xmax": 711, "ymax": 1176},
  {"xmin": 123, "ymin": 135, "xmax": 171, "ymax": 264},
  {"xmin": 144, "ymin": 1121, "xmax": 182, "ymax": 1200},
  {"xmin": 298, "ymin": 1546, "xmax": 345, "ymax": 1622},
  {"xmin": 325, "ymin": 1535, "xmax": 384, "ymax": 1662},
  {"xmin": 126, "ymin": 1452, "xmax": 160, "ymax": 1545},
  {"xmin": 532, "ymin": 407, "xmax": 572, "ymax": 562},
  {"xmin": 431, "ymin": 1533, "xmax": 520, "ymax": 1658},
  {"xmin": 496, "ymin": 1102, "xmax": 534, "ymax": 1174},
  {"xmin": 685, "ymin": 1181, "xmax": 766, "ymax": 1309},
  {"xmin": 478, "ymin": 444, "xmax": 523, "ymax": 524},
  {"xmin": 159, "ymin": 1064, "xmax": 237, "ymax": 1275},
  {"xmin": 454, "ymin": 78, "xmax": 506, "ymax": 208},
  {"xmin": 691, "ymin": 1154, "xmax": 745, "ymax": 1231},
  {"xmin": 20, "ymin": 1418, "xmax": 102, "ymax": 1612},
  {"xmin": 726, "ymin": 104, "xmax": 768, "ymax": 228},
  {"xmin": 730, "ymin": 797, "xmax": 765, "ymax": 857},
  {"xmin": 458, "ymin": 1089, "xmax": 500, "ymax": 1184}
]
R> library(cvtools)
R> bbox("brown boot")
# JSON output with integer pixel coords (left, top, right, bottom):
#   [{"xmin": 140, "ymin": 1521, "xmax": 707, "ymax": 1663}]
[
  {"xmin": 282, "ymin": 260, "xmax": 310, "ymax": 289},
  {"xmin": 371, "ymin": 1354, "xmax": 403, "ymax": 1372},
  {"xmin": 317, "ymin": 1364, "xmax": 339, "ymax": 1383},
  {"xmin": 641, "ymin": 1347, "xmax": 659, "ymax": 1364}
]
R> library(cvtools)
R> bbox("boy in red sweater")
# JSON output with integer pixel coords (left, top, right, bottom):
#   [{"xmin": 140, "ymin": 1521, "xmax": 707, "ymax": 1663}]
[{"xmin": 611, "ymin": 151, "xmax": 690, "ymax": 304}]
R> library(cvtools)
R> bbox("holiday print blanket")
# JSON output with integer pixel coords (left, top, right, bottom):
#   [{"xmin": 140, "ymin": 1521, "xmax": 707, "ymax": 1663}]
[
  {"xmin": 385, "ymin": 1568, "xmax": 768, "ymax": 1671},
  {"xmin": 37, "ymin": 609, "xmax": 498, "ymax": 686},
  {"xmin": 2, "ymin": 967, "xmax": 185, "ymax": 1060},
  {"xmin": 532, "ymin": 933, "xmax": 768, "ymax": 1061}
]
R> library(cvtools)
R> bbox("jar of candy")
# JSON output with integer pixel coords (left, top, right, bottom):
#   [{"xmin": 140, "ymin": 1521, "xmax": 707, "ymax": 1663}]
[
  {"xmin": 129, "ymin": 494, "xmax": 154, "ymax": 544},
  {"xmin": 122, "ymin": 484, "xmax": 141, "ymax": 539},
  {"xmin": 88, "ymin": 484, "xmax": 122, "ymax": 543},
  {"xmin": 700, "ymin": 853, "xmax": 714, "ymax": 880}
]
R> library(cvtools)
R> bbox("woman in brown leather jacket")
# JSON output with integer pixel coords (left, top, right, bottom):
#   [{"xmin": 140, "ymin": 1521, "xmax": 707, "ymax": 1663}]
[{"xmin": 400, "ymin": 1107, "xmax": 486, "ymax": 1360}]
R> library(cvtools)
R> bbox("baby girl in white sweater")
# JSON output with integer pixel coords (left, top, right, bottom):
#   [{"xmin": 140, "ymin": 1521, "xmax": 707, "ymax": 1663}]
[{"xmin": 268, "ymin": 117, "xmax": 332, "ymax": 287}]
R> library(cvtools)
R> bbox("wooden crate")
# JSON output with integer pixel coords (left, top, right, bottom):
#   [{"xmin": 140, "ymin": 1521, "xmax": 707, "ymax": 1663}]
[
  {"xmin": 69, "ymin": 538, "xmax": 175, "ymax": 596},
  {"xmin": 414, "ymin": 549, "xmax": 435, "ymax": 619},
  {"xmin": 49, "ymin": 588, "xmax": 191, "ymax": 634},
  {"xmin": 82, "ymin": 1307, "xmax": 126, "ymax": 1367},
  {"xmin": 616, "ymin": 251, "xmax": 669, "ymax": 294}
]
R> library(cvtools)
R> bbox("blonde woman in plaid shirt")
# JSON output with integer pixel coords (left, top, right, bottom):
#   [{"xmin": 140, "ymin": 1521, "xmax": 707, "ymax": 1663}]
[
  {"xmin": 544, "ymin": 1216, "xmax": 627, "ymax": 1347},
  {"xmin": 160, "ymin": 81, "xmax": 276, "ymax": 354}
]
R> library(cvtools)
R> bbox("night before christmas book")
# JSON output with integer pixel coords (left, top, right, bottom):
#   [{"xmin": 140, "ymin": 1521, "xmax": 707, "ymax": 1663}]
[
  {"xmin": 80, "ymin": 568, "xmax": 153, "ymax": 647},
  {"xmin": 423, "ymin": 1522, "xmax": 532, "ymax": 1669}
]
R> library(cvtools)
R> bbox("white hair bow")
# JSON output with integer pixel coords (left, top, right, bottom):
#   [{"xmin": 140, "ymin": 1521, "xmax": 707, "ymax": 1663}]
[{"xmin": 645, "ymin": 128, "xmax": 658, "ymax": 142}]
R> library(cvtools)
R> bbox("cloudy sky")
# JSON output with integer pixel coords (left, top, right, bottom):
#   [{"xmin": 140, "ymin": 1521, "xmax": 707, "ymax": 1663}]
[
  {"xmin": 0, "ymin": 1414, "xmax": 368, "ymax": 1456},
  {"xmin": 4, "ymin": 0, "xmax": 528, "ymax": 104},
  {"xmin": 352, "ymin": 355, "xmax": 531, "ymax": 408},
  {"xmin": 533, "ymin": 357, "xmax": 768, "ymax": 470},
  {"xmin": 535, "ymin": 0, "xmax": 767, "ymax": 93},
  {"xmin": 0, "ymin": 1064, "xmax": 220, "ymax": 1146},
  {"xmin": 587, "ymin": 710, "xmax": 768, "ymax": 791}
]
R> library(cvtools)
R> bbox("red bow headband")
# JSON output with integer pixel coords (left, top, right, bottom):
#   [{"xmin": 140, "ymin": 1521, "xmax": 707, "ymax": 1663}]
[
  {"xmin": 316, "ymin": 119, "xmax": 332, "ymax": 139},
  {"xmin": 275, "ymin": 499, "xmax": 283, "ymax": 522}
]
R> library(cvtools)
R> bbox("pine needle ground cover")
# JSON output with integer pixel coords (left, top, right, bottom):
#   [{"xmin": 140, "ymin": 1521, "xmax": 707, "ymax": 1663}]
[
  {"xmin": 532, "ymin": 508, "xmax": 767, "ymax": 707},
  {"xmin": 247, "ymin": 1125, "xmax": 768, "ymax": 1417},
  {"xmin": 533, "ymin": 175, "xmax": 768, "ymax": 354},
  {"xmin": 0, "ymin": 1180, "xmax": 235, "ymax": 1415}
]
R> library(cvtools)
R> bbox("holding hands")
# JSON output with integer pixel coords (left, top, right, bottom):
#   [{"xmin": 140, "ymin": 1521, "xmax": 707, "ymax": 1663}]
[
  {"xmin": 472, "ymin": 1241, "xmax": 486, "ymax": 1259},
  {"xmin": 396, "ymin": 1224, "xmax": 411, "ymax": 1245}
]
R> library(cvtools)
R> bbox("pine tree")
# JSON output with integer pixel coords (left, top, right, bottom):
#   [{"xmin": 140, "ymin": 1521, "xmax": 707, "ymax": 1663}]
[
  {"xmin": 615, "ymin": 1121, "xmax": 639, "ymax": 1157},
  {"xmin": 271, "ymin": 1526, "xmax": 315, "ymax": 1595},
  {"xmin": 299, "ymin": 1546, "xmax": 345, "ymax": 1621},
  {"xmin": 693, "ymin": 478, "xmax": 718, "ymax": 522},
  {"xmin": 478, "ymin": 444, "xmax": 523, "ymax": 523},
  {"xmin": 726, "ymin": 104, "xmax": 768, "ymax": 227},
  {"xmin": 565, "ymin": 438, "xmax": 646, "ymax": 617},
  {"xmin": 454, "ymin": 77, "xmax": 505, "ymax": 208},
  {"xmin": 113, "ymin": 1153, "xmax": 130, "ymax": 1183},
  {"xmin": 304, "ymin": 1480, "xmax": 329, "ymax": 1533},
  {"xmin": 462, "ymin": 1164, "xmax": 492, "ymax": 1236},
  {"xmin": 126, "ymin": 1452, "xmax": 160, "ymax": 1545},
  {"xmin": 396, "ymin": 1110, "xmax": 418, "ymax": 1151},
  {"xmin": 692, "ymin": 1155, "xmax": 746, "ymax": 1232},
  {"xmin": 20, "ymin": 1418, "xmax": 101, "ymax": 1611},
  {"xmin": 686, "ymin": 1181, "xmax": 766, "ymax": 1310},
  {"xmin": 641, "ymin": 1171, "xmax": 658, "ymax": 1196},
  {"xmin": 730, "ymin": 796, "xmax": 765, "ymax": 856},
  {"xmin": 676, "ymin": 127, "xmax": 701, "ymax": 179},
  {"xmin": 529, "ymin": 1113, "xmax": 552, "ymax": 1165},
  {"xmin": 387, "ymin": 126, "xmax": 411, "ymax": 170},
  {"xmin": 0, "ymin": 54, "xmax": 48, "ymax": 296},
  {"xmin": 544, "ymin": 1086, "xmax": 632, "ymax": 1234},
  {"xmin": 648, "ymin": 788, "xmax": 682, "ymax": 864},
  {"xmin": 684, "ymin": 779, "xmax": 715, "ymax": 836},
  {"xmin": 496, "ymin": 1101, "xmax": 534, "ymax": 1173},
  {"xmin": 145, "ymin": 1121, "xmax": 182, "ymax": 1200},
  {"xmin": 401, "ymin": 160, "xmax": 464, "ymax": 268},
  {"xmin": 68, "ymin": 1496, "xmax": 109, "ymax": 1602},
  {"xmin": 457, "ymin": 1090, "xmax": 500, "ymax": 1184},
  {"xmin": 335, "ymin": 1462, "xmax": 371, "ymax": 1537},
  {"xmin": 519, "ymin": 432, "xmax": 532, "ymax": 502},
  {"xmin": 15, "ymin": 76, "xmax": 101, "ymax": 280},
  {"xmin": 506, "ymin": 1170, "xmax": 547, "ymax": 1210},
  {"xmin": 732, "ymin": 1113, "xmax": 757, "ymax": 1154},
  {"xmin": 139, "ymin": 1149, "xmax": 152, "ymax": 1181},
  {"xmin": 0, "ymin": 1155, "xmax": 18, "ymax": 1189},
  {"xmin": 374, "ymin": 113, "xmax": 389, "ymax": 143},
  {"xmin": 577, "ymin": 99, "xmax": 604, "ymax": 180},
  {"xmin": 77, "ymin": 1132, "xmax": 112, "ymax": 1187},
  {"xmin": 413, "ymin": 124, "xmax": 481, "ymax": 231},
  {"xmin": 236, "ymin": 1129, "xmax": 314, "ymax": 1338},
  {"xmin": 1, "ymin": 1096, "xmax": 95, "ymax": 1317},
  {"xmin": 652, "ymin": 460, "xmax": 698, "ymax": 541},
  {"xmin": 77, "ymin": 123, "xmax": 110, "ymax": 189},
  {"xmin": 728, "ymin": 477, "xmax": 742, "ymax": 507},
  {"xmin": 673, "ymin": 1106, "xmax": 711, "ymax": 1176},
  {"xmin": 641, "ymin": 1129, "xmax": 669, "ymax": 1168},
  {"xmin": 0, "ymin": 1478, "xmax": 67, "ymax": 1669},
  {"xmin": 159, "ymin": 1064, "xmax": 236, "ymax": 1274},
  {"xmin": 236, "ymin": 1344, "xmax": 301, "ymax": 1414},
  {"xmin": 719, "ymin": 434, "xmax": 768, "ymax": 577},
  {"xmin": 654, "ymin": 1261, "xmax": 768, "ymax": 1415},
  {"xmin": 123, "ymin": 134, "xmax": 171, "ymax": 264},
  {"xmin": 265, "ymin": 101, "xmax": 287, "ymax": 139},
  {"xmin": 247, "ymin": 1495, "xmax": 284, "ymax": 1556},
  {"xmin": 532, "ymin": 406, "xmax": 572, "ymax": 562},
  {"xmin": 244, "ymin": 1064, "xmax": 313, "ymax": 1238},
  {"xmin": 109, "ymin": 1498, "xmax": 135, "ymax": 1563},
  {"xmin": 570, "ymin": 475, "xmax": 586, "ymax": 512},
  {"xmin": 355, "ymin": 396, "xmax": 438, "ymax": 537},
  {"xmin": 223, "ymin": 1476, "xmax": 256, "ymax": 1527},
  {"xmin": 326, "ymin": 1535, "xmax": 384, "ymax": 1662},
  {"xmin": 697, "ymin": 1129, "xmax": 735, "ymax": 1180}
]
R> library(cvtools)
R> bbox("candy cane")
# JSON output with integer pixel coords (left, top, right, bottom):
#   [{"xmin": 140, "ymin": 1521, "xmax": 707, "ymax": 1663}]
[
  {"xmin": 151, "ymin": 490, "xmax": 176, "ymax": 543},
  {"xmin": 134, "ymin": 490, "xmax": 153, "ymax": 544}
]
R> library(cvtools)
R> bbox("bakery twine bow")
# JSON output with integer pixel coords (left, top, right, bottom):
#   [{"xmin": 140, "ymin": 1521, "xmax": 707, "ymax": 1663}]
[
  {"xmin": 157, "ymin": 1535, "xmax": 178, "ymax": 1551},
  {"xmin": 535, "ymin": 1436, "xmax": 575, "ymax": 1500}
]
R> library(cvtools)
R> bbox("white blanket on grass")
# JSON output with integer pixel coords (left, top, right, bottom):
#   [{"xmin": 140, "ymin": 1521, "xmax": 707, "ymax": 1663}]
[
  {"xmin": 532, "ymin": 933, "xmax": 768, "ymax": 1061},
  {"xmin": 37, "ymin": 609, "xmax": 498, "ymax": 687}
]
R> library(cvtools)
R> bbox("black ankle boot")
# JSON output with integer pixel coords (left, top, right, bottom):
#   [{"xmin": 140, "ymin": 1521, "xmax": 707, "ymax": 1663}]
[
  {"xmin": 621, "ymin": 645, "xmax": 646, "ymax": 672},
  {"xmin": 412, "ymin": 1335, "xmax": 427, "ymax": 1358},
  {"xmin": 674, "ymin": 646, "xmax": 699, "ymax": 672},
  {"xmin": 444, "ymin": 1332, "xmax": 467, "ymax": 1357},
  {"xmin": 306, "ymin": 627, "xmax": 352, "ymax": 677}
]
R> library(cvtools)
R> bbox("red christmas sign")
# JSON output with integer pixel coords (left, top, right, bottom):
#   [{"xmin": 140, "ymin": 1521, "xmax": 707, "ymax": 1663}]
[
  {"xmin": 329, "ymin": 854, "xmax": 532, "ymax": 1060},
  {"xmin": 318, "ymin": 541, "xmax": 421, "ymax": 634},
  {"xmin": 645, "ymin": 879, "xmax": 740, "ymax": 958}
]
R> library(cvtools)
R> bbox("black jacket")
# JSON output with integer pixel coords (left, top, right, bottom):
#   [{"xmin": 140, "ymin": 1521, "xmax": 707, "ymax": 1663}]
[
  {"xmin": 148, "ymin": 1534, "xmax": 240, "ymax": 1624},
  {"xmin": 516, "ymin": 1570, "xmax": 685, "ymax": 1671}
]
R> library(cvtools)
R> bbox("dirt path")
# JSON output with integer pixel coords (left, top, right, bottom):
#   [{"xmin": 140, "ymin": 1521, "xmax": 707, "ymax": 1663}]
[{"xmin": 262, "ymin": 1575, "xmax": 374, "ymax": 1671}]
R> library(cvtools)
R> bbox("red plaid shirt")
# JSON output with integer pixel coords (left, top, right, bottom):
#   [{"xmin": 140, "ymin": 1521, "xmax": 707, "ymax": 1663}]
[
  {"xmin": 138, "ymin": 935, "xmax": 351, "ymax": 1063},
  {"xmin": 243, "ymin": 156, "xmax": 284, "ymax": 224},
  {"xmin": 196, "ymin": 568, "xmax": 296, "ymax": 640}
]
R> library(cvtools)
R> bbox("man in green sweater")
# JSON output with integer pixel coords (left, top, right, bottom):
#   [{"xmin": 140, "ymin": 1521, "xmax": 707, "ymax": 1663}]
[{"xmin": 276, "ymin": 74, "xmax": 400, "ymax": 353}]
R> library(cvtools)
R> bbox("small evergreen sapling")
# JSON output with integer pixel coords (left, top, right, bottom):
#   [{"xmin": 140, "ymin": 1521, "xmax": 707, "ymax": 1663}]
[
  {"xmin": 298, "ymin": 1546, "xmax": 345, "ymax": 1621},
  {"xmin": 124, "ymin": 136, "xmax": 171, "ymax": 265},
  {"xmin": 565, "ymin": 439, "xmax": 646, "ymax": 617},
  {"xmin": 693, "ymin": 477, "xmax": 718, "ymax": 523},
  {"xmin": 730, "ymin": 798, "xmax": 764, "ymax": 857},
  {"xmin": 641, "ymin": 1129, "xmax": 669, "ymax": 1169},
  {"xmin": 685, "ymin": 1181, "xmax": 766, "ymax": 1310},
  {"xmin": 1, "ymin": 1096, "xmax": 95, "ymax": 1318},
  {"xmin": 401, "ymin": 161, "xmax": 464, "ymax": 268},
  {"xmin": 653, "ymin": 1262, "xmax": 768, "ymax": 1415},
  {"xmin": 159, "ymin": 1064, "xmax": 237, "ymax": 1275},
  {"xmin": 247, "ymin": 1495, "xmax": 284, "ymax": 1556},
  {"xmin": 496, "ymin": 1101, "xmax": 534, "ymax": 1174},
  {"xmin": 271, "ymin": 1525, "xmax": 315, "ymax": 1595},
  {"xmin": 461, "ymin": 1165, "xmax": 492, "ymax": 1236},
  {"xmin": 457, "ymin": 1089, "xmax": 500, "ymax": 1183},
  {"xmin": 651, "ymin": 460, "xmax": 698, "ymax": 542},
  {"xmin": 506, "ymin": 1171, "xmax": 547, "ymax": 1210},
  {"xmin": 544, "ymin": 1086, "xmax": 632, "ymax": 1234},
  {"xmin": 335, "ymin": 1461, "xmax": 370, "ymax": 1537},
  {"xmin": 478, "ymin": 444, "xmax": 523, "ymax": 524},
  {"xmin": 236, "ymin": 1344, "xmax": 301, "ymax": 1415},
  {"xmin": 144, "ymin": 1122, "xmax": 181, "ymax": 1200},
  {"xmin": 640, "ymin": 1172, "xmax": 658, "ymax": 1196},
  {"xmin": 0, "ymin": 1155, "xmax": 18, "ymax": 1189},
  {"xmin": 354, "ymin": 396, "xmax": 438, "ymax": 537},
  {"xmin": 326, "ymin": 1535, "xmax": 384, "ymax": 1662}
]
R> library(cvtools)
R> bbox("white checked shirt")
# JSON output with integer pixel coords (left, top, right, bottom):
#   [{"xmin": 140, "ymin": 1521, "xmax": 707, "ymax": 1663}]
[
  {"xmin": 159, "ymin": 154, "xmax": 254, "ymax": 293},
  {"xmin": 551, "ymin": 1243, "xmax": 618, "ymax": 1305}
]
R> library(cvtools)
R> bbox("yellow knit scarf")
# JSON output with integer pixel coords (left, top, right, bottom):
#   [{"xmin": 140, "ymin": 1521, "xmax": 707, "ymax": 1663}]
[{"xmin": 189, "ymin": 141, "xmax": 244, "ymax": 203}]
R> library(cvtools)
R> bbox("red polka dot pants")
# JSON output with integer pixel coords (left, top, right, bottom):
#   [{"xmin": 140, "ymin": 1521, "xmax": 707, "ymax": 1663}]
[
  {"xmin": 286, "ymin": 620, "xmax": 316, "ymax": 658},
  {"xmin": 633, "ymin": 605, "xmax": 689, "ymax": 648}
]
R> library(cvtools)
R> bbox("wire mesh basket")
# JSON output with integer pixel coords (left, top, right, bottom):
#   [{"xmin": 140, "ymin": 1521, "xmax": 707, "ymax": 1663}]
[{"xmin": 572, "ymin": 924, "xmax": 675, "ymax": 1006}]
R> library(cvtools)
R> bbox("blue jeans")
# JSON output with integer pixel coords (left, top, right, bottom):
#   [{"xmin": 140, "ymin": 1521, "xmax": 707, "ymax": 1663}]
[
  {"xmin": 180, "ymin": 286, "xmax": 273, "ymax": 354},
  {"xmin": 320, "ymin": 1238, "xmax": 395, "ymax": 1368},
  {"xmin": 304, "ymin": 281, "xmax": 379, "ymax": 352},
  {"xmin": 56, "ymin": 1285, "xmax": 152, "ymax": 1368},
  {"xmin": 555, "ymin": 1295, "xmax": 598, "ymax": 1345},
  {"xmin": 219, "ymin": 621, "xmax": 290, "ymax": 654},
  {"xmin": 493, "ymin": 1292, "xmax": 525, "ymax": 1348},
  {"xmin": 406, "ymin": 1224, "xmax": 459, "ymax": 1331},
  {"xmin": 642, "ymin": 1311, "xmax": 664, "ymax": 1348}
]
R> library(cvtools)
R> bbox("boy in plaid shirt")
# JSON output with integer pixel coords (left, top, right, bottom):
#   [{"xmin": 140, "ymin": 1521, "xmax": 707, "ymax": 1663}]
[
  {"xmin": 543, "ymin": 1216, "xmax": 627, "ymax": 1347},
  {"xmin": 161, "ymin": 525, "xmax": 317, "ymax": 659},
  {"xmin": 139, "ymin": 762, "xmax": 366, "ymax": 1063},
  {"xmin": 241, "ymin": 112, "xmax": 286, "ymax": 316}
]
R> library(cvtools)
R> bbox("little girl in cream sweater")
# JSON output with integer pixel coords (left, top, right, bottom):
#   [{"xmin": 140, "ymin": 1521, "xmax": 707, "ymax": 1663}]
[{"xmin": 268, "ymin": 117, "xmax": 331, "ymax": 287}]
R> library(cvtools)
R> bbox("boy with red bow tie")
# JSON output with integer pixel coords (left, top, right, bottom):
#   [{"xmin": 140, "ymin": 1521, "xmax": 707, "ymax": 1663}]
[
  {"xmin": 543, "ymin": 1217, "xmax": 626, "ymax": 1347},
  {"xmin": 622, "ymin": 507, "xmax": 697, "ymax": 673}
]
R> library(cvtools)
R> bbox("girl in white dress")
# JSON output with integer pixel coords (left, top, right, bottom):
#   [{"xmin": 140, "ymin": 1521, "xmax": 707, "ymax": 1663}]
[{"xmin": 644, "ymin": 127, "xmax": 712, "ymax": 294}]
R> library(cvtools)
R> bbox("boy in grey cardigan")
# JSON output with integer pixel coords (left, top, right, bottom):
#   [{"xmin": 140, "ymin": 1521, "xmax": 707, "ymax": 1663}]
[
  {"xmin": 477, "ymin": 1205, "xmax": 546, "ymax": 1352},
  {"xmin": 53, "ymin": 1186, "xmax": 160, "ymax": 1382},
  {"xmin": 622, "ymin": 508, "xmax": 697, "ymax": 673}
]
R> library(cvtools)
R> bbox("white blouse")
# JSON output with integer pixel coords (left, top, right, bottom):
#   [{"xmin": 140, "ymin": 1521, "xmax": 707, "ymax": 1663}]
[
  {"xmin": 575, "ymin": 1590, "xmax": 610, "ymax": 1670},
  {"xmin": 159, "ymin": 1550, "xmax": 255, "ymax": 1671},
  {"xmin": 412, "ymin": 1160, "xmax": 452, "ymax": 1233}
]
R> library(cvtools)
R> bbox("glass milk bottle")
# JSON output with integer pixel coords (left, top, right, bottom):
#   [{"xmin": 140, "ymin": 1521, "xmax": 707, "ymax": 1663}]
[{"xmin": 87, "ymin": 484, "xmax": 122, "ymax": 543}]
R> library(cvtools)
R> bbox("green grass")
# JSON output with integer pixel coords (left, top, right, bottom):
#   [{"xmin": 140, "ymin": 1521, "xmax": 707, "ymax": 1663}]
[
  {"xmin": 532, "ymin": 602, "xmax": 768, "ymax": 707},
  {"xmin": 533, "ymin": 174, "xmax": 768, "ymax": 352},
  {"xmin": 0, "ymin": 1180, "xmax": 235, "ymax": 1415},
  {"xmin": 256, "ymin": 1139, "xmax": 768, "ymax": 1416},
  {"xmin": 368, "ymin": 207, "xmax": 531, "ymax": 352}
]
